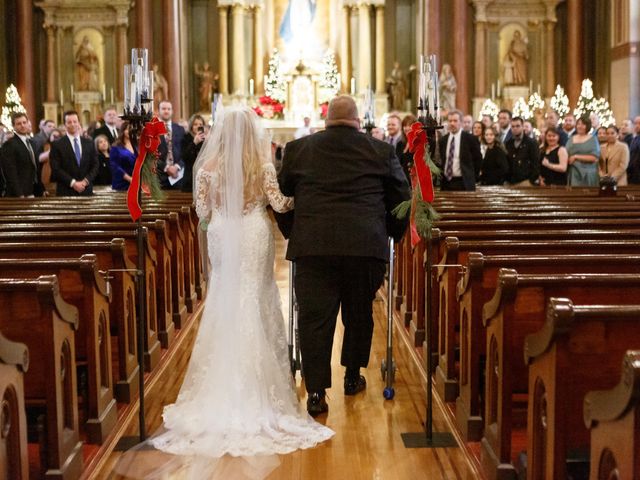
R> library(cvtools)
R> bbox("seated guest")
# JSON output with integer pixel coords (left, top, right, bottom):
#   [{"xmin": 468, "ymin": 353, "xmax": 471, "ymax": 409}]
[
  {"xmin": 566, "ymin": 116, "xmax": 600, "ymax": 186},
  {"xmin": 181, "ymin": 114, "xmax": 206, "ymax": 193},
  {"xmin": 93, "ymin": 134, "xmax": 112, "ymax": 186},
  {"xmin": 0, "ymin": 112, "xmax": 44, "ymax": 197},
  {"xmin": 539, "ymin": 128, "xmax": 568, "ymax": 186},
  {"xmin": 599, "ymin": 125, "xmax": 629, "ymax": 186},
  {"xmin": 109, "ymin": 122, "xmax": 136, "ymax": 191},
  {"xmin": 479, "ymin": 127, "xmax": 508, "ymax": 185}
]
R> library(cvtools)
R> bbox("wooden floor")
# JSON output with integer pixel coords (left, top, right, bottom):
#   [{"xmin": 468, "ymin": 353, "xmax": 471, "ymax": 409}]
[{"xmin": 93, "ymin": 220, "xmax": 480, "ymax": 479}]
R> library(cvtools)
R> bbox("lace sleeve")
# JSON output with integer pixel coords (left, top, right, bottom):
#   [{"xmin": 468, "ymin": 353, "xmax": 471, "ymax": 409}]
[
  {"xmin": 262, "ymin": 163, "xmax": 294, "ymax": 213},
  {"xmin": 195, "ymin": 170, "xmax": 212, "ymax": 220}
]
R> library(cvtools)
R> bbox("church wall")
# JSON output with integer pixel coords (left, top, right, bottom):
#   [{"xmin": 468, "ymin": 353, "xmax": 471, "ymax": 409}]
[{"xmin": 0, "ymin": 0, "xmax": 18, "ymax": 114}]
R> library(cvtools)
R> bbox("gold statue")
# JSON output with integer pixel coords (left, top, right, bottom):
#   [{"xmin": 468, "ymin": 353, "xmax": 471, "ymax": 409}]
[
  {"xmin": 502, "ymin": 30, "xmax": 529, "ymax": 86},
  {"xmin": 152, "ymin": 64, "xmax": 169, "ymax": 104},
  {"xmin": 75, "ymin": 36, "xmax": 99, "ymax": 91},
  {"xmin": 194, "ymin": 62, "xmax": 219, "ymax": 112}
]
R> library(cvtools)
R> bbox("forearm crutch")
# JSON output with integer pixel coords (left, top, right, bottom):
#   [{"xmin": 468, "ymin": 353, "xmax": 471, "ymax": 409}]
[
  {"xmin": 381, "ymin": 237, "xmax": 396, "ymax": 399},
  {"xmin": 288, "ymin": 261, "xmax": 302, "ymax": 377}
]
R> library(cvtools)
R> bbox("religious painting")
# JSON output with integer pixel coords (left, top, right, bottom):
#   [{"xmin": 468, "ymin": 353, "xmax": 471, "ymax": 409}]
[
  {"xmin": 274, "ymin": 0, "xmax": 330, "ymax": 63},
  {"xmin": 498, "ymin": 23, "xmax": 529, "ymax": 87},
  {"xmin": 73, "ymin": 28, "xmax": 104, "ymax": 92}
]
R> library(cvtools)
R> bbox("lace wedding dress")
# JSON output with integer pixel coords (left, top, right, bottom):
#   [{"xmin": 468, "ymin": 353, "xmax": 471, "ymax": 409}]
[{"xmin": 150, "ymin": 163, "xmax": 334, "ymax": 458}]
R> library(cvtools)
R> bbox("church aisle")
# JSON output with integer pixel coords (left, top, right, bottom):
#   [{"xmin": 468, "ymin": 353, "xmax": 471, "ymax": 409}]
[{"xmin": 97, "ymin": 221, "xmax": 479, "ymax": 479}]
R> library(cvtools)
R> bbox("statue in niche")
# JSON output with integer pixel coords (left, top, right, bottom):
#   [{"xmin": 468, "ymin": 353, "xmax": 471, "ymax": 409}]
[
  {"xmin": 386, "ymin": 62, "xmax": 408, "ymax": 111},
  {"xmin": 194, "ymin": 62, "xmax": 219, "ymax": 112},
  {"xmin": 439, "ymin": 64, "xmax": 457, "ymax": 111},
  {"xmin": 75, "ymin": 36, "xmax": 99, "ymax": 91},
  {"xmin": 152, "ymin": 64, "xmax": 169, "ymax": 104},
  {"xmin": 502, "ymin": 30, "xmax": 529, "ymax": 86}
]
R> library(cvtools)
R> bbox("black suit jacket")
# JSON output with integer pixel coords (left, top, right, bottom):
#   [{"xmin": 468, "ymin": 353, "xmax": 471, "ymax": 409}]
[
  {"xmin": 438, "ymin": 131, "xmax": 483, "ymax": 190},
  {"xmin": 157, "ymin": 122, "xmax": 186, "ymax": 188},
  {"xmin": 93, "ymin": 125, "xmax": 118, "ymax": 144},
  {"xmin": 49, "ymin": 135, "xmax": 99, "ymax": 196},
  {"xmin": 0, "ymin": 135, "xmax": 42, "ymax": 197},
  {"xmin": 277, "ymin": 126, "xmax": 411, "ymax": 261}
]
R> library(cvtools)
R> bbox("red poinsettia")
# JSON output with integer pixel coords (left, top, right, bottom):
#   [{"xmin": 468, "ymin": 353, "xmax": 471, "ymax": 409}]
[{"xmin": 319, "ymin": 102, "xmax": 329, "ymax": 119}]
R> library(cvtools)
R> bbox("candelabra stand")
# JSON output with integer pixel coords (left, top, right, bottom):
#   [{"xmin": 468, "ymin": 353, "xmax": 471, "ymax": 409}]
[
  {"xmin": 363, "ymin": 118, "xmax": 376, "ymax": 136},
  {"xmin": 114, "ymin": 98, "xmax": 153, "ymax": 450}
]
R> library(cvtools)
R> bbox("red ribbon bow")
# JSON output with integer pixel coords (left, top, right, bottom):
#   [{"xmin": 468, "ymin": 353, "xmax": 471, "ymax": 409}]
[
  {"xmin": 127, "ymin": 117, "xmax": 167, "ymax": 221},
  {"xmin": 406, "ymin": 121, "xmax": 435, "ymax": 247}
]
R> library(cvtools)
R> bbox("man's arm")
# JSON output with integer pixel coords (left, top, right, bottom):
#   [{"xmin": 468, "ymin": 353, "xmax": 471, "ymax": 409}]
[
  {"xmin": 0, "ymin": 143, "xmax": 22, "ymax": 196},
  {"xmin": 49, "ymin": 141, "xmax": 74, "ymax": 186},
  {"xmin": 468, "ymin": 133, "xmax": 483, "ymax": 179},
  {"xmin": 278, "ymin": 141, "xmax": 296, "ymax": 196}
]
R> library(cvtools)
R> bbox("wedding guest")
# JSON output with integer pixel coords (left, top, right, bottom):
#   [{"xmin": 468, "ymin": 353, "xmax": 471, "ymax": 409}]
[
  {"xmin": 545, "ymin": 110, "xmax": 568, "ymax": 146},
  {"xmin": 181, "ymin": 114, "xmax": 206, "ymax": 192},
  {"xmin": 566, "ymin": 116, "xmax": 600, "ymax": 186},
  {"xmin": 590, "ymin": 112, "xmax": 601, "ymax": 136},
  {"xmin": 385, "ymin": 113, "xmax": 404, "ymax": 152},
  {"xmin": 371, "ymin": 127, "xmax": 385, "ymax": 141},
  {"xmin": 505, "ymin": 116, "xmax": 539, "ymax": 186},
  {"xmin": 479, "ymin": 127, "xmax": 508, "ymax": 185},
  {"xmin": 472, "ymin": 121, "xmax": 485, "ymax": 144},
  {"xmin": 32, "ymin": 119, "xmax": 56, "ymax": 157},
  {"xmin": 109, "ymin": 122, "xmax": 136, "ymax": 191},
  {"xmin": 596, "ymin": 126, "xmax": 607, "ymax": 145},
  {"xmin": 462, "ymin": 114, "xmax": 474, "ymax": 133},
  {"xmin": 481, "ymin": 114, "xmax": 493, "ymax": 129},
  {"xmin": 157, "ymin": 100, "xmax": 185, "ymax": 189},
  {"xmin": 38, "ymin": 128, "xmax": 63, "ymax": 191},
  {"xmin": 0, "ymin": 112, "xmax": 44, "ymax": 197},
  {"xmin": 562, "ymin": 113, "xmax": 577, "ymax": 136},
  {"xmin": 438, "ymin": 110, "xmax": 482, "ymax": 191},
  {"xmin": 599, "ymin": 125, "xmax": 629, "ymax": 185},
  {"xmin": 398, "ymin": 114, "xmax": 417, "ymax": 181},
  {"xmin": 619, "ymin": 118, "xmax": 634, "ymax": 146},
  {"xmin": 628, "ymin": 116, "xmax": 640, "ymax": 184},
  {"xmin": 93, "ymin": 107, "xmax": 120, "ymax": 144},
  {"xmin": 93, "ymin": 134, "xmax": 112, "ymax": 186},
  {"xmin": 523, "ymin": 120, "xmax": 535, "ymax": 140},
  {"xmin": 497, "ymin": 109, "xmax": 513, "ymax": 144},
  {"xmin": 539, "ymin": 128, "xmax": 568, "ymax": 186}
]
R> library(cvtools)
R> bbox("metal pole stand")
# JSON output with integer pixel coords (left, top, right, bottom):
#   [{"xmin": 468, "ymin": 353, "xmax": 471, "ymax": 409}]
[{"xmin": 288, "ymin": 261, "xmax": 302, "ymax": 378}]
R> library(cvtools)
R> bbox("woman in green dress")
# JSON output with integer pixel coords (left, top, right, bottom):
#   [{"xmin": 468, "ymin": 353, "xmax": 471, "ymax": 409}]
[{"xmin": 566, "ymin": 116, "xmax": 600, "ymax": 186}]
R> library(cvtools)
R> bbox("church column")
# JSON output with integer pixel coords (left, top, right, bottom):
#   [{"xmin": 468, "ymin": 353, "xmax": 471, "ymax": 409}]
[
  {"xmin": 566, "ymin": 0, "xmax": 584, "ymax": 106},
  {"xmin": 357, "ymin": 3, "xmax": 372, "ymax": 93},
  {"xmin": 163, "ymin": 0, "xmax": 182, "ymax": 115},
  {"xmin": 544, "ymin": 19, "xmax": 556, "ymax": 97},
  {"xmin": 231, "ymin": 3, "xmax": 246, "ymax": 95},
  {"xmin": 16, "ymin": 0, "xmax": 35, "ymax": 118},
  {"xmin": 116, "ymin": 24, "xmax": 128, "ymax": 101},
  {"xmin": 375, "ymin": 5, "xmax": 385, "ymax": 94},
  {"xmin": 340, "ymin": 5, "xmax": 351, "ymax": 93},
  {"xmin": 453, "ymin": 0, "xmax": 469, "ymax": 111},
  {"xmin": 427, "ymin": 0, "xmax": 440, "ymax": 57},
  {"xmin": 45, "ymin": 26, "xmax": 57, "ymax": 103},
  {"xmin": 253, "ymin": 6, "xmax": 264, "ymax": 94},
  {"xmin": 474, "ymin": 21, "xmax": 487, "ymax": 98},
  {"xmin": 218, "ymin": 6, "xmax": 229, "ymax": 95},
  {"xmin": 136, "ymin": 0, "xmax": 153, "ymax": 54}
]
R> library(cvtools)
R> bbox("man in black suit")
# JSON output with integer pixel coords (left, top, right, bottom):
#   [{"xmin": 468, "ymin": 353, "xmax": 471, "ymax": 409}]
[
  {"xmin": 497, "ymin": 109, "xmax": 513, "ymax": 144},
  {"xmin": 157, "ymin": 100, "xmax": 185, "ymax": 189},
  {"xmin": 92, "ymin": 107, "xmax": 119, "ymax": 144},
  {"xmin": 277, "ymin": 96, "xmax": 410, "ymax": 416},
  {"xmin": 49, "ymin": 110, "xmax": 98, "ymax": 196},
  {"xmin": 0, "ymin": 112, "xmax": 43, "ymax": 197},
  {"xmin": 438, "ymin": 109, "xmax": 482, "ymax": 191},
  {"xmin": 505, "ymin": 116, "xmax": 540, "ymax": 186}
]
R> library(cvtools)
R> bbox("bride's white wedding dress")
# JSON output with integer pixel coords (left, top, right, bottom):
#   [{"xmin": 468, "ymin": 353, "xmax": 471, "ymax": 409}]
[{"xmin": 150, "ymin": 162, "xmax": 334, "ymax": 458}]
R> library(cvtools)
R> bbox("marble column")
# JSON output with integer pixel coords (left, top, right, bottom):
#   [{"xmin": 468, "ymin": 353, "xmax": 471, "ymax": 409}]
[
  {"xmin": 117, "ymin": 24, "xmax": 128, "ymax": 101},
  {"xmin": 253, "ymin": 6, "xmax": 264, "ymax": 94},
  {"xmin": 375, "ymin": 5, "xmax": 385, "ymax": 94},
  {"xmin": 136, "ymin": 0, "xmax": 152, "ymax": 54},
  {"xmin": 427, "ymin": 0, "xmax": 440, "ymax": 58},
  {"xmin": 340, "ymin": 5, "xmax": 351, "ymax": 93},
  {"xmin": 16, "ymin": 0, "xmax": 35, "ymax": 119},
  {"xmin": 545, "ymin": 20, "xmax": 556, "ymax": 97},
  {"xmin": 358, "ymin": 3, "xmax": 372, "ymax": 93},
  {"xmin": 231, "ymin": 4, "xmax": 246, "ymax": 95},
  {"xmin": 566, "ymin": 0, "xmax": 583, "ymax": 106},
  {"xmin": 474, "ymin": 21, "xmax": 487, "ymax": 98},
  {"xmin": 453, "ymin": 0, "xmax": 468, "ymax": 111},
  {"xmin": 45, "ymin": 26, "xmax": 57, "ymax": 103},
  {"xmin": 163, "ymin": 0, "xmax": 182, "ymax": 115},
  {"xmin": 218, "ymin": 7, "xmax": 229, "ymax": 95}
]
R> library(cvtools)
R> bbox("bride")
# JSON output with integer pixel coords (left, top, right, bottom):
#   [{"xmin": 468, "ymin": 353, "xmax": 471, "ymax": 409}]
[{"xmin": 137, "ymin": 106, "xmax": 333, "ymax": 474}]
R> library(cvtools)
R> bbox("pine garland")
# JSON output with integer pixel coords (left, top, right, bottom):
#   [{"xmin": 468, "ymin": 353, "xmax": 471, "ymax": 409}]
[{"xmin": 140, "ymin": 152, "xmax": 165, "ymax": 200}]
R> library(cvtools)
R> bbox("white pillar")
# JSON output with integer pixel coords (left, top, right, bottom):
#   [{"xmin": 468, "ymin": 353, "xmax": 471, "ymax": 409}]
[
  {"xmin": 357, "ymin": 3, "xmax": 371, "ymax": 93},
  {"xmin": 375, "ymin": 5, "xmax": 385, "ymax": 94},
  {"xmin": 231, "ymin": 4, "xmax": 246, "ymax": 95},
  {"xmin": 218, "ymin": 7, "xmax": 229, "ymax": 94}
]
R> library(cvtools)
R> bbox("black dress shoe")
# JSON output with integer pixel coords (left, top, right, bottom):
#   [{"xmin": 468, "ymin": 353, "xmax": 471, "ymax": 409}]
[
  {"xmin": 344, "ymin": 375, "xmax": 367, "ymax": 395},
  {"xmin": 307, "ymin": 392, "xmax": 328, "ymax": 417}
]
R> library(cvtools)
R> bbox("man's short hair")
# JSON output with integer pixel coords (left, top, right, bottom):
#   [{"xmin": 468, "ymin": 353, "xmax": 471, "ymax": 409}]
[
  {"xmin": 10, "ymin": 112, "xmax": 28, "ymax": 126},
  {"xmin": 499, "ymin": 109, "xmax": 513, "ymax": 119},
  {"xmin": 63, "ymin": 110, "xmax": 79, "ymax": 123},
  {"xmin": 387, "ymin": 113, "xmax": 402, "ymax": 124},
  {"xmin": 448, "ymin": 109, "xmax": 463, "ymax": 120},
  {"xmin": 511, "ymin": 116, "xmax": 524, "ymax": 125},
  {"xmin": 158, "ymin": 100, "xmax": 172, "ymax": 108}
]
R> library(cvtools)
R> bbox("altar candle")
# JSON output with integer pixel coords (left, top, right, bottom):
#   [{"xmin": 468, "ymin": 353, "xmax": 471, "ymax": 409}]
[
  {"xmin": 350, "ymin": 77, "xmax": 356, "ymax": 95},
  {"xmin": 529, "ymin": 80, "xmax": 533, "ymax": 93},
  {"xmin": 102, "ymin": 84, "xmax": 106, "ymax": 100},
  {"xmin": 249, "ymin": 78, "xmax": 254, "ymax": 96},
  {"xmin": 59, "ymin": 89, "xmax": 64, "ymax": 106},
  {"xmin": 537, "ymin": 83, "xmax": 541, "ymax": 95},
  {"xmin": 497, "ymin": 79, "xmax": 501, "ymax": 97},
  {"xmin": 491, "ymin": 83, "xmax": 496, "ymax": 100},
  {"xmin": 110, "ymin": 88, "xmax": 114, "ymax": 105},
  {"xmin": 70, "ymin": 84, "xmax": 74, "ymax": 100}
]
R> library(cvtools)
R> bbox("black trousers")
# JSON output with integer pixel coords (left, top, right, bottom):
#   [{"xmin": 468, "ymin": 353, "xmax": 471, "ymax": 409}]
[{"xmin": 294, "ymin": 255, "xmax": 386, "ymax": 392}]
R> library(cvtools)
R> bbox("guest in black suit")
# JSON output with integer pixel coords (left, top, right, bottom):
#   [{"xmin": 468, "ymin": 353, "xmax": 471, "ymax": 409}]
[
  {"xmin": 92, "ymin": 107, "xmax": 120, "ymax": 145},
  {"xmin": 32, "ymin": 118, "xmax": 56, "ymax": 158},
  {"xmin": 93, "ymin": 134, "xmax": 112, "ymax": 186},
  {"xmin": 0, "ymin": 112, "xmax": 43, "ymax": 197},
  {"xmin": 479, "ymin": 127, "xmax": 509, "ymax": 185},
  {"xmin": 497, "ymin": 109, "xmax": 513, "ymax": 144},
  {"xmin": 438, "ymin": 110, "xmax": 483, "ymax": 191},
  {"xmin": 49, "ymin": 110, "xmax": 99, "ymax": 196},
  {"xmin": 157, "ymin": 100, "xmax": 185, "ymax": 189},
  {"xmin": 180, "ymin": 114, "xmax": 206, "ymax": 192},
  {"xmin": 277, "ymin": 96, "xmax": 410, "ymax": 416},
  {"xmin": 505, "ymin": 116, "xmax": 540, "ymax": 186}
]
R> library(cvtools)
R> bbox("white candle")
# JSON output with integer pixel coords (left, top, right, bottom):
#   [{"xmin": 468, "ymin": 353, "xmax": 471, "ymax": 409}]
[
  {"xmin": 102, "ymin": 83, "xmax": 106, "ymax": 100},
  {"xmin": 350, "ymin": 77, "xmax": 356, "ymax": 95},
  {"xmin": 70, "ymin": 84, "xmax": 74, "ymax": 100},
  {"xmin": 497, "ymin": 79, "xmax": 501, "ymax": 97},
  {"xmin": 537, "ymin": 83, "xmax": 541, "ymax": 95},
  {"xmin": 529, "ymin": 79, "xmax": 533, "ymax": 93},
  {"xmin": 110, "ymin": 88, "xmax": 114, "ymax": 105},
  {"xmin": 60, "ymin": 89, "xmax": 64, "ymax": 106},
  {"xmin": 249, "ymin": 78, "xmax": 254, "ymax": 96},
  {"xmin": 491, "ymin": 83, "xmax": 496, "ymax": 100}
]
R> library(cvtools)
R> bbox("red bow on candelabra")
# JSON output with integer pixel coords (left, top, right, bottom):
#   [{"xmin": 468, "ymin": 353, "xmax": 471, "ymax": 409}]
[{"xmin": 127, "ymin": 117, "xmax": 167, "ymax": 221}]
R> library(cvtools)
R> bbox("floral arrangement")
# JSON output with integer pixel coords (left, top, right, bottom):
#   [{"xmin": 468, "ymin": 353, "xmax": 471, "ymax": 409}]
[
  {"xmin": 319, "ymin": 101, "xmax": 329, "ymax": 119},
  {"xmin": 253, "ymin": 96, "xmax": 284, "ymax": 120}
]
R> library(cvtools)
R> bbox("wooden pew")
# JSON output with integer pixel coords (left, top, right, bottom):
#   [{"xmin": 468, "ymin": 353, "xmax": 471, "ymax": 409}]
[
  {"xmin": 0, "ymin": 276, "xmax": 83, "ymax": 480},
  {"xmin": 0, "ymin": 230, "xmax": 161, "ymax": 373},
  {"xmin": 0, "ymin": 240, "xmax": 138, "ymax": 403},
  {"xmin": 481, "ymin": 271, "xmax": 640, "ymax": 480},
  {"xmin": 455, "ymin": 253, "xmax": 640, "ymax": 441},
  {"xmin": 0, "ymin": 331, "xmax": 29, "ymax": 480},
  {"xmin": 0, "ymin": 256, "xmax": 116, "ymax": 444},
  {"xmin": 584, "ymin": 350, "xmax": 640, "ymax": 480},
  {"xmin": 524, "ymin": 300, "xmax": 640, "ymax": 480}
]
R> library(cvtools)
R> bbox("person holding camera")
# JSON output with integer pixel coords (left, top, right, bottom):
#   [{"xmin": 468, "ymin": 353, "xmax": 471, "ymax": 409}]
[{"xmin": 182, "ymin": 114, "xmax": 207, "ymax": 192}]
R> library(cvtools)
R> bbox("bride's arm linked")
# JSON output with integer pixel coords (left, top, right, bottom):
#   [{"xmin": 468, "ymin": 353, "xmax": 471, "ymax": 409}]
[{"xmin": 262, "ymin": 163, "xmax": 294, "ymax": 213}]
